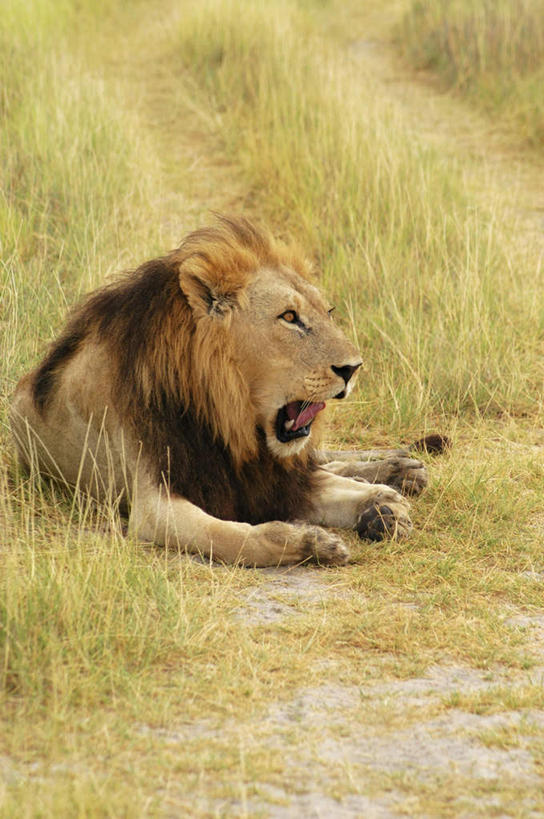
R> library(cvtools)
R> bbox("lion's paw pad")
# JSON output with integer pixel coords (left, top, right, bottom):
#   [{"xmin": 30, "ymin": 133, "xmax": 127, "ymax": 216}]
[{"xmin": 356, "ymin": 504, "xmax": 412, "ymax": 542}]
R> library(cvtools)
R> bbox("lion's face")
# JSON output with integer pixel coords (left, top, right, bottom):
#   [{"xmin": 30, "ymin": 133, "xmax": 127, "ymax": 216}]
[
  {"xmin": 230, "ymin": 267, "xmax": 362, "ymax": 458},
  {"xmin": 177, "ymin": 218, "xmax": 362, "ymax": 464}
]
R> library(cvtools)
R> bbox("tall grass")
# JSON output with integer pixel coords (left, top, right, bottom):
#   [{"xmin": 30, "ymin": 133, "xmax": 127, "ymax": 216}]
[
  {"xmin": 0, "ymin": 0, "xmax": 155, "ymax": 395},
  {"xmin": 398, "ymin": 0, "xmax": 544, "ymax": 146},
  {"xmin": 0, "ymin": 0, "xmax": 165, "ymax": 759},
  {"xmin": 0, "ymin": 7, "xmax": 161, "ymax": 733},
  {"xmin": 177, "ymin": 0, "xmax": 544, "ymax": 429}
]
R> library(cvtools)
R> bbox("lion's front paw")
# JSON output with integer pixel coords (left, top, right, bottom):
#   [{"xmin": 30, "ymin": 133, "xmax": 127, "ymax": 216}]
[
  {"xmin": 253, "ymin": 521, "xmax": 349, "ymax": 566},
  {"xmin": 349, "ymin": 457, "xmax": 427, "ymax": 497},
  {"xmin": 355, "ymin": 488, "xmax": 412, "ymax": 542},
  {"xmin": 387, "ymin": 457, "xmax": 428, "ymax": 497},
  {"xmin": 325, "ymin": 456, "xmax": 428, "ymax": 497},
  {"xmin": 299, "ymin": 525, "xmax": 350, "ymax": 566}
]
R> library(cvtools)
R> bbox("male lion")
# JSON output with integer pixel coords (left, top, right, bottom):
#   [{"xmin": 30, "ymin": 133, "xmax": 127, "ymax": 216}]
[{"xmin": 10, "ymin": 217, "xmax": 426, "ymax": 566}]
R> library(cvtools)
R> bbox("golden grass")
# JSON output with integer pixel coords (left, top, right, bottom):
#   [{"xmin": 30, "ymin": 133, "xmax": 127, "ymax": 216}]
[
  {"xmin": 399, "ymin": 0, "xmax": 544, "ymax": 146},
  {"xmin": 0, "ymin": 2, "xmax": 157, "ymax": 392}
]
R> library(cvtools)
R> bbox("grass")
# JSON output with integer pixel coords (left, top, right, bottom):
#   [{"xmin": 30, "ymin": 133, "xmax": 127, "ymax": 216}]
[
  {"xmin": 2, "ymin": 0, "xmax": 544, "ymax": 814},
  {"xmin": 398, "ymin": 0, "xmax": 544, "ymax": 146},
  {"xmin": 0, "ymin": 0, "xmax": 158, "ymax": 392}
]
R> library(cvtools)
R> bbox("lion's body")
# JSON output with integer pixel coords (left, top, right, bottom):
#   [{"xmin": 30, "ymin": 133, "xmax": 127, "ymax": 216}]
[{"xmin": 11, "ymin": 218, "xmax": 423, "ymax": 566}]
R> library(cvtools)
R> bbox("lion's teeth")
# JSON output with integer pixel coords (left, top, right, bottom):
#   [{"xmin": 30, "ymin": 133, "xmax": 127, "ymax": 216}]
[{"xmin": 284, "ymin": 419, "xmax": 295, "ymax": 431}]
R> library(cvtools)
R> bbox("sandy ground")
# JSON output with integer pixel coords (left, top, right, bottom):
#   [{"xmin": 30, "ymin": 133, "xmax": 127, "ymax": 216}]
[{"xmin": 137, "ymin": 563, "xmax": 544, "ymax": 816}]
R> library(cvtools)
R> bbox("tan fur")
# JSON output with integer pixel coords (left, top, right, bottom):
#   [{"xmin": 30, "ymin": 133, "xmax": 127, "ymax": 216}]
[{"xmin": 10, "ymin": 217, "xmax": 415, "ymax": 566}]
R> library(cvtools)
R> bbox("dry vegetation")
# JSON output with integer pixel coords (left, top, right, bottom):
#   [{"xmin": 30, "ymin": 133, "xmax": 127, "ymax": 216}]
[
  {"xmin": 1, "ymin": 0, "xmax": 544, "ymax": 815},
  {"xmin": 399, "ymin": 0, "xmax": 544, "ymax": 146}
]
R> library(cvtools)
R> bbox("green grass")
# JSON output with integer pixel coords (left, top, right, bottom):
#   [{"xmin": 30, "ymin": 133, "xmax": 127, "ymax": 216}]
[
  {"xmin": 2, "ymin": 0, "xmax": 544, "ymax": 814},
  {"xmin": 398, "ymin": 0, "xmax": 544, "ymax": 146}
]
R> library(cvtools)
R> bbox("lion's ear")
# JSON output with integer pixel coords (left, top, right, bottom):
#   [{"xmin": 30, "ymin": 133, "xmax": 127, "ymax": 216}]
[{"xmin": 179, "ymin": 270, "xmax": 240, "ymax": 321}]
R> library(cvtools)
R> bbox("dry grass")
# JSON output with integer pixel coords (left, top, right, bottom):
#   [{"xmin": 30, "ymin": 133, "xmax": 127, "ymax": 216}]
[
  {"xmin": 2, "ymin": 0, "xmax": 544, "ymax": 815},
  {"xmin": 398, "ymin": 0, "xmax": 544, "ymax": 146}
]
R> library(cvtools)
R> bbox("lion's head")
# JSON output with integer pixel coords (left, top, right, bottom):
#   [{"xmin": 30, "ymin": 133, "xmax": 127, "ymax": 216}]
[{"xmin": 172, "ymin": 217, "xmax": 362, "ymax": 463}]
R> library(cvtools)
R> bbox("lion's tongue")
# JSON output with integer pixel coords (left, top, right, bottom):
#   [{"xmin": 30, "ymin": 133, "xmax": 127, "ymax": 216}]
[{"xmin": 285, "ymin": 401, "xmax": 326, "ymax": 431}]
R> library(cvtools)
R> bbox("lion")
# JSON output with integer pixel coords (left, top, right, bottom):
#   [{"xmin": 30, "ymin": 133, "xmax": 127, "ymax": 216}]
[{"xmin": 10, "ymin": 216, "xmax": 427, "ymax": 567}]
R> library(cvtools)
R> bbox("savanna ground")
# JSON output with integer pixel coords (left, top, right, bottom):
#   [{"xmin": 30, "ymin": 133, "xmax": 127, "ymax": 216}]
[{"xmin": 2, "ymin": 0, "xmax": 544, "ymax": 815}]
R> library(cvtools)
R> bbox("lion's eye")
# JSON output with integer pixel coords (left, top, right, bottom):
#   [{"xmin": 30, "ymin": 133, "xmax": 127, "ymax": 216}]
[
  {"xmin": 278, "ymin": 309, "xmax": 310, "ymax": 333},
  {"xmin": 279, "ymin": 310, "xmax": 298, "ymax": 323},
  {"xmin": 328, "ymin": 306, "xmax": 336, "ymax": 316}
]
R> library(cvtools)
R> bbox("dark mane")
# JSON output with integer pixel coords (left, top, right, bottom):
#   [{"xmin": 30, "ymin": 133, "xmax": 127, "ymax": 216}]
[
  {"xmin": 145, "ymin": 402, "xmax": 317, "ymax": 523},
  {"xmin": 32, "ymin": 256, "xmax": 182, "ymax": 413},
  {"xmin": 33, "ymin": 328, "xmax": 86, "ymax": 411}
]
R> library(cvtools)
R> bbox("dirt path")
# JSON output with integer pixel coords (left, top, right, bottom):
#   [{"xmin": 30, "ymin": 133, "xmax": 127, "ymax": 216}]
[
  {"xmin": 94, "ymin": 2, "xmax": 250, "ymax": 248},
  {"xmin": 338, "ymin": 1, "xmax": 544, "ymax": 248},
  {"xmin": 88, "ymin": 3, "xmax": 544, "ymax": 815},
  {"xmin": 101, "ymin": 0, "xmax": 543, "ymax": 264}
]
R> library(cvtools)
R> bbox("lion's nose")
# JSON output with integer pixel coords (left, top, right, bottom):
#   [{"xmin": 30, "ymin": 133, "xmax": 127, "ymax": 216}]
[{"xmin": 331, "ymin": 362, "xmax": 362, "ymax": 386}]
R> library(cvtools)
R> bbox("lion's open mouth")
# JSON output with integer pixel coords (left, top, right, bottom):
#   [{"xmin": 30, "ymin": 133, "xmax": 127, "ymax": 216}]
[{"xmin": 275, "ymin": 400, "xmax": 326, "ymax": 443}]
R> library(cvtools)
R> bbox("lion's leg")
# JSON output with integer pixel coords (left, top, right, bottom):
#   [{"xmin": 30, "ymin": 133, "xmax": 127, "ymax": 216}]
[
  {"xmin": 305, "ymin": 470, "xmax": 413, "ymax": 542},
  {"xmin": 315, "ymin": 448, "xmax": 412, "ymax": 463},
  {"xmin": 320, "ymin": 457, "xmax": 427, "ymax": 496},
  {"xmin": 130, "ymin": 480, "xmax": 349, "ymax": 567}
]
